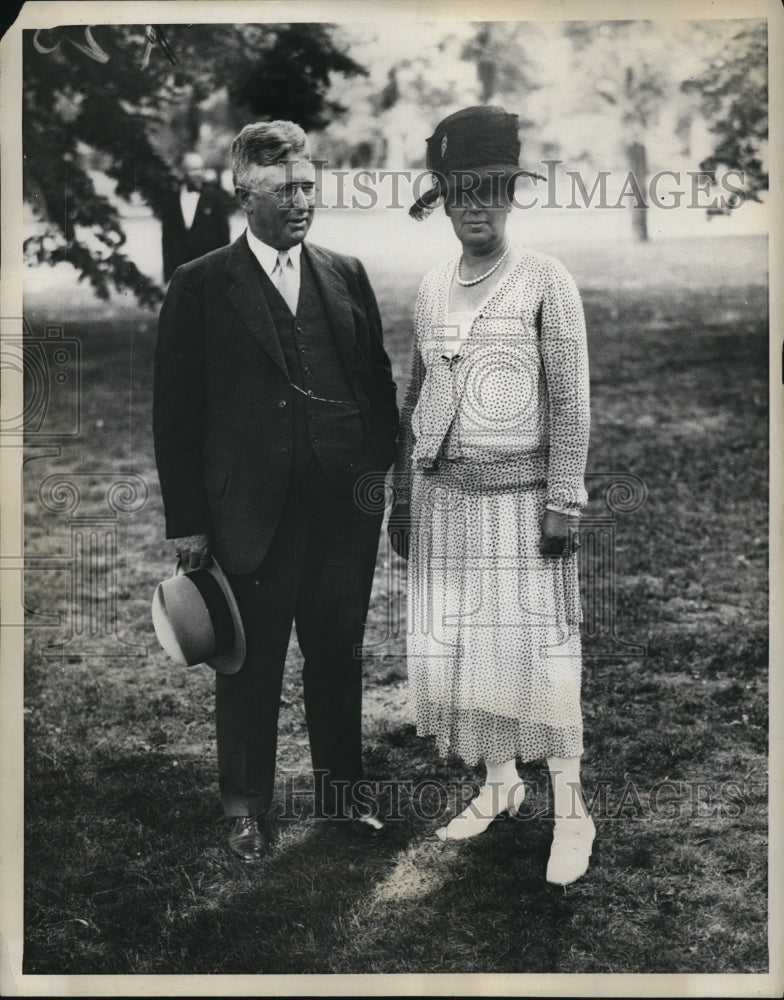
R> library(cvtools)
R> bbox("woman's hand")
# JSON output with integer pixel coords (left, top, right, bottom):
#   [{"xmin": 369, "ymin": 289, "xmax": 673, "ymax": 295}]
[
  {"xmin": 387, "ymin": 502, "xmax": 411, "ymax": 561},
  {"xmin": 539, "ymin": 510, "xmax": 580, "ymax": 557}
]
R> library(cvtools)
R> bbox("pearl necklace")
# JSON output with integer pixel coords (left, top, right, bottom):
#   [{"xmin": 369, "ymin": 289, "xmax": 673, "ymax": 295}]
[{"xmin": 456, "ymin": 244, "xmax": 511, "ymax": 286}]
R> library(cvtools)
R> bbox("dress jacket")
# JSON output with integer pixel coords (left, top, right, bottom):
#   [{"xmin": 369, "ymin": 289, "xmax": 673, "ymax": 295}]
[
  {"xmin": 153, "ymin": 233, "xmax": 399, "ymax": 575},
  {"xmin": 160, "ymin": 184, "xmax": 232, "ymax": 282},
  {"xmin": 394, "ymin": 244, "xmax": 590, "ymax": 509}
]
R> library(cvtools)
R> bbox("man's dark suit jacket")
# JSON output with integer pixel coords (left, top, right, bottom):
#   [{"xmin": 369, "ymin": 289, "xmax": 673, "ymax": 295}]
[
  {"xmin": 160, "ymin": 184, "xmax": 232, "ymax": 282},
  {"xmin": 153, "ymin": 234, "xmax": 399, "ymax": 576}
]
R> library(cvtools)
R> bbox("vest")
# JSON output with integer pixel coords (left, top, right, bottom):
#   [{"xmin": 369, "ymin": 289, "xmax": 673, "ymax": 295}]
[{"xmin": 256, "ymin": 252, "xmax": 366, "ymax": 479}]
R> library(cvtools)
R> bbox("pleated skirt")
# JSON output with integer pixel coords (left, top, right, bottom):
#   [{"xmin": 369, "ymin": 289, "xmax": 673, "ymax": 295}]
[{"xmin": 407, "ymin": 464, "xmax": 584, "ymax": 766}]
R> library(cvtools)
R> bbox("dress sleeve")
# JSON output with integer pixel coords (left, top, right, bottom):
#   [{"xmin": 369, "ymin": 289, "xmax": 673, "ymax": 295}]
[
  {"xmin": 539, "ymin": 261, "xmax": 590, "ymax": 511},
  {"xmin": 391, "ymin": 277, "xmax": 428, "ymax": 504}
]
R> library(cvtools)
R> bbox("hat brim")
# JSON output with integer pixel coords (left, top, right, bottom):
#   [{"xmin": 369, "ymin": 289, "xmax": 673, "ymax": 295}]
[{"xmin": 409, "ymin": 165, "xmax": 544, "ymax": 219}]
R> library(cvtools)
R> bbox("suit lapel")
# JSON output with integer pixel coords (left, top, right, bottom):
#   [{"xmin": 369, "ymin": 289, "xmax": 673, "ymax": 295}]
[
  {"xmin": 223, "ymin": 235, "xmax": 288, "ymax": 376},
  {"xmin": 301, "ymin": 243, "xmax": 359, "ymax": 388}
]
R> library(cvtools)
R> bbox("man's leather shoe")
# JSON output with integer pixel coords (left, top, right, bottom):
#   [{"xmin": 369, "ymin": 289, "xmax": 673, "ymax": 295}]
[
  {"xmin": 333, "ymin": 813, "xmax": 386, "ymax": 839},
  {"xmin": 228, "ymin": 815, "xmax": 271, "ymax": 862}
]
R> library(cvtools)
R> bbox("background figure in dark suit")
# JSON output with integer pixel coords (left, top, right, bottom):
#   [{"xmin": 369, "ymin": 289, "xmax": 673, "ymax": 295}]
[
  {"xmin": 153, "ymin": 121, "xmax": 399, "ymax": 862},
  {"xmin": 160, "ymin": 151, "xmax": 231, "ymax": 282}
]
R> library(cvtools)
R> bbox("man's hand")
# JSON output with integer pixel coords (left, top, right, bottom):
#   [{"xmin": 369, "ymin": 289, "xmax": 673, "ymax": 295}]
[
  {"xmin": 539, "ymin": 510, "xmax": 580, "ymax": 557},
  {"xmin": 174, "ymin": 533, "xmax": 211, "ymax": 571},
  {"xmin": 387, "ymin": 502, "xmax": 411, "ymax": 561}
]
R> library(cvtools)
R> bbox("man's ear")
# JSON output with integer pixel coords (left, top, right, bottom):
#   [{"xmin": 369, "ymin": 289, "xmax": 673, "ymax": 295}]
[{"xmin": 235, "ymin": 187, "xmax": 249, "ymax": 211}]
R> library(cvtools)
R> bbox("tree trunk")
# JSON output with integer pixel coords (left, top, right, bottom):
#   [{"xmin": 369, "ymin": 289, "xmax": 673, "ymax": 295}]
[
  {"xmin": 185, "ymin": 90, "xmax": 201, "ymax": 149},
  {"xmin": 478, "ymin": 59, "xmax": 496, "ymax": 102},
  {"xmin": 627, "ymin": 141, "xmax": 649, "ymax": 243}
]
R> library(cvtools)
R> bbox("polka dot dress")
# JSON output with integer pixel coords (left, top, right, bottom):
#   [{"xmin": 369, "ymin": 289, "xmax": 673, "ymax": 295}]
[{"xmin": 395, "ymin": 244, "xmax": 590, "ymax": 766}]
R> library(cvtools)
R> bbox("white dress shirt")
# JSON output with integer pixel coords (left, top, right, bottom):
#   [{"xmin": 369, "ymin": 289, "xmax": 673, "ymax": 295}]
[
  {"xmin": 179, "ymin": 186, "xmax": 200, "ymax": 230},
  {"xmin": 246, "ymin": 229, "xmax": 302, "ymax": 311}
]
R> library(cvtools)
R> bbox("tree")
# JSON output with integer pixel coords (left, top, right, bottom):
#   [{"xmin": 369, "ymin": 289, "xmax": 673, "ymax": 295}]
[
  {"xmin": 460, "ymin": 22, "xmax": 538, "ymax": 110},
  {"xmin": 681, "ymin": 21, "xmax": 767, "ymax": 202},
  {"xmin": 562, "ymin": 19, "xmax": 765, "ymax": 241},
  {"xmin": 563, "ymin": 21, "xmax": 673, "ymax": 243},
  {"xmin": 334, "ymin": 26, "xmax": 475, "ymax": 170},
  {"xmin": 226, "ymin": 24, "xmax": 364, "ymax": 130},
  {"xmin": 22, "ymin": 23, "xmax": 365, "ymax": 307}
]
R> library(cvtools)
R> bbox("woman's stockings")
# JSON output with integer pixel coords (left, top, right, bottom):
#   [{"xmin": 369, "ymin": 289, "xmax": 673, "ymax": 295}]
[
  {"xmin": 547, "ymin": 756, "xmax": 589, "ymax": 821},
  {"xmin": 546, "ymin": 756, "xmax": 595, "ymax": 884},
  {"xmin": 436, "ymin": 757, "xmax": 526, "ymax": 841}
]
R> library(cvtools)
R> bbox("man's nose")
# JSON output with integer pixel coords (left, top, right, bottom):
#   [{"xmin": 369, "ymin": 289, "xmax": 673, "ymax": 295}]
[{"xmin": 291, "ymin": 186, "xmax": 309, "ymax": 209}]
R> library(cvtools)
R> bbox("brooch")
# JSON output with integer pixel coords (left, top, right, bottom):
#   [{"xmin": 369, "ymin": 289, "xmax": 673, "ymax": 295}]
[{"xmin": 441, "ymin": 353, "xmax": 462, "ymax": 371}]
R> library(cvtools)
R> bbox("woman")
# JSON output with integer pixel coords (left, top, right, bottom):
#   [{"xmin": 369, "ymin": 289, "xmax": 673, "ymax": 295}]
[{"xmin": 389, "ymin": 106, "xmax": 594, "ymax": 885}]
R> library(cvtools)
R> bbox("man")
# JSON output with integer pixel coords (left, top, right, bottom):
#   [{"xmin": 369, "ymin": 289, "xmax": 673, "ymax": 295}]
[
  {"xmin": 153, "ymin": 121, "xmax": 399, "ymax": 861},
  {"xmin": 160, "ymin": 151, "xmax": 231, "ymax": 282}
]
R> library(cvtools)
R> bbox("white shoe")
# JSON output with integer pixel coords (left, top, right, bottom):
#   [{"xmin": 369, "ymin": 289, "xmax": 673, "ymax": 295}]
[
  {"xmin": 546, "ymin": 816, "xmax": 596, "ymax": 885},
  {"xmin": 436, "ymin": 782, "xmax": 527, "ymax": 842}
]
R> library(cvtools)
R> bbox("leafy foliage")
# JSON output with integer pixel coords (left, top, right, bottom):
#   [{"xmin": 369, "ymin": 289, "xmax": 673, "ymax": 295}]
[
  {"xmin": 226, "ymin": 24, "xmax": 365, "ymax": 129},
  {"xmin": 23, "ymin": 23, "xmax": 366, "ymax": 306},
  {"xmin": 560, "ymin": 20, "xmax": 768, "ymax": 239},
  {"xmin": 682, "ymin": 22, "xmax": 768, "ymax": 200},
  {"xmin": 460, "ymin": 22, "xmax": 538, "ymax": 108}
]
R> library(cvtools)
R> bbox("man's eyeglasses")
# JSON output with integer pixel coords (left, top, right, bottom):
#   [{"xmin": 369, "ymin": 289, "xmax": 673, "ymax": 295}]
[{"xmin": 238, "ymin": 183, "xmax": 317, "ymax": 206}]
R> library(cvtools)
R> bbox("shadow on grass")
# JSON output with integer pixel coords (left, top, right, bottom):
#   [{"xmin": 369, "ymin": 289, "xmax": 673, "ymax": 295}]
[
  {"xmin": 25, "ymin": 712, "xmax": 767, "ymax": 976},
  {"xmin": 23, "ymin": 718, "xmax": 589, "ymax": 975}
]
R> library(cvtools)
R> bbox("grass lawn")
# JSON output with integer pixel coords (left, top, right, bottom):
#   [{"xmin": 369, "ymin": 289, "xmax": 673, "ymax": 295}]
[{"xmin": 19, "ymin": 230, "xmax": 768, "ymax": 975}]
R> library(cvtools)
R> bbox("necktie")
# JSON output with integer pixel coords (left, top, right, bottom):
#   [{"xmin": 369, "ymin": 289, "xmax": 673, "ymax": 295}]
[{"xmin": 273, "ymin": 251, "xmax": 299, "ymax": 314}]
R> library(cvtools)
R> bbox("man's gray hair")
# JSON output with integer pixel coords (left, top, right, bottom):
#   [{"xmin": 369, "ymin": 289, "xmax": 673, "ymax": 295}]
[{"xmin": 231, "ymin": 121, "xmax": 310, "ymax": 188}]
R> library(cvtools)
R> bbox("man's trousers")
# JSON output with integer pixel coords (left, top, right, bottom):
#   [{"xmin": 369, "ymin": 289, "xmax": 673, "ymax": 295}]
[{"xmin": 216, "ymin": 459, "xmax": 384, "ymax": 819}]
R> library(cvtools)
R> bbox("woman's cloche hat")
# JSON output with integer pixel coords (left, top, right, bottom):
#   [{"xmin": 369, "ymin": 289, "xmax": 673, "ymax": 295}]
[
  {"xmin": 409, "ymin": 104, "xmax": 543, "ymax": 220},
  {"xmin": 152, "ymin": 558, "xmax": 246, "ymax": 675}
]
